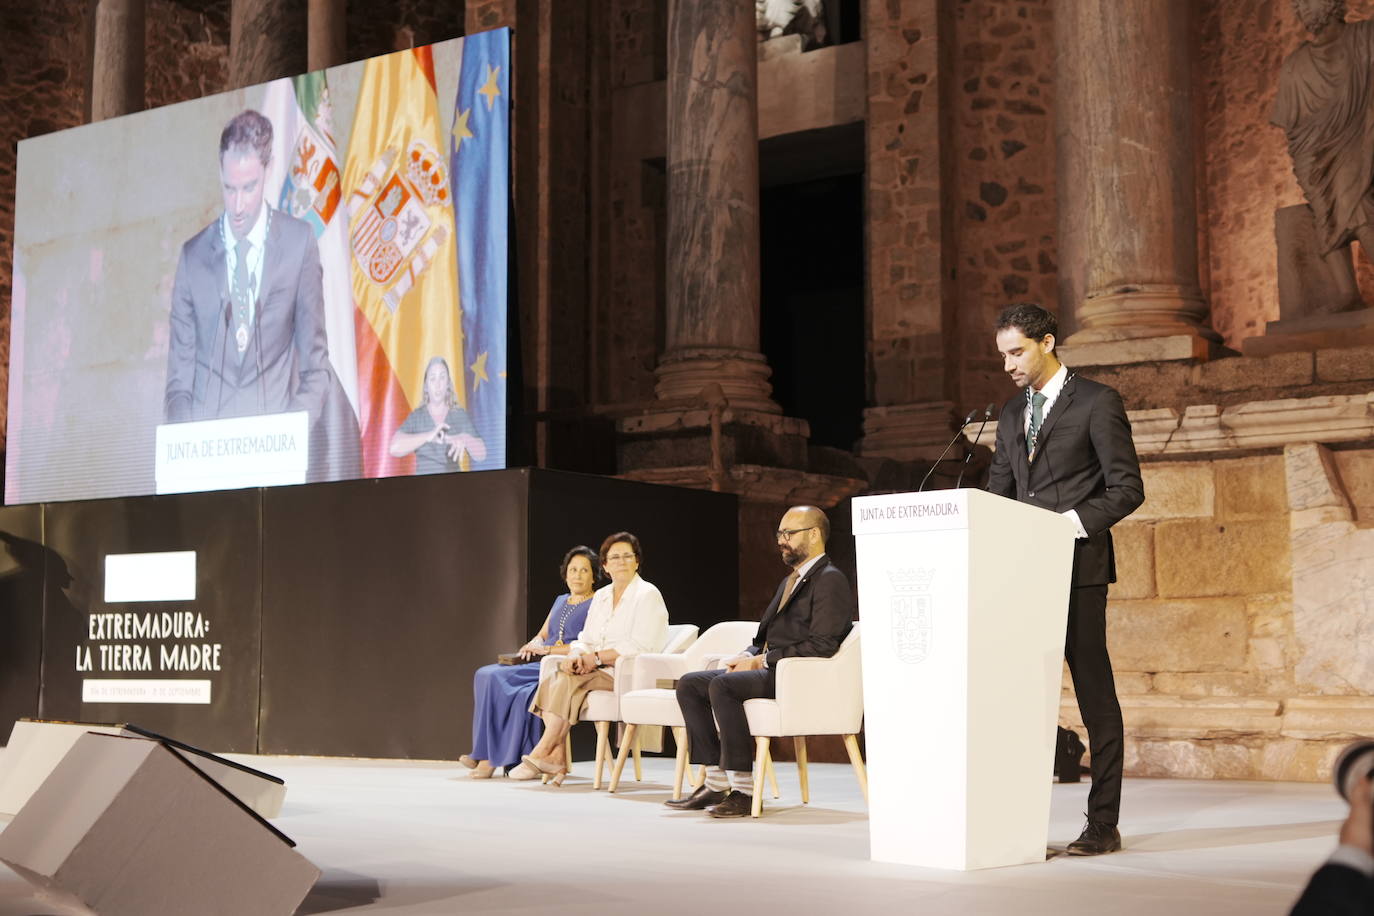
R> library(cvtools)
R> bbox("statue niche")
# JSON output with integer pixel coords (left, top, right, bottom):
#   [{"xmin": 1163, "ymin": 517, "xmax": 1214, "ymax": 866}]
[
  {"xmin": 1272, "ymin": 0, "xmax": 1374, "ymax": 317},
  {"xmin": 756, "ymin": 0, "xmax": 827, "ymax": 51}
]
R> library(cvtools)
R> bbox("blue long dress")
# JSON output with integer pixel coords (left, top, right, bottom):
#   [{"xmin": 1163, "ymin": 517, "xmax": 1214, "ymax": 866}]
[{"xmin": 469, "ymin": 593, "xmax": 593, "ymax": 768}]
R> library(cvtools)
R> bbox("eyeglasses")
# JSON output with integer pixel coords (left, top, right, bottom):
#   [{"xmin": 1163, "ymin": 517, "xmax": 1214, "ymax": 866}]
[
  {"xmin": 775, "ymin": 526, "xmax": 816, "ymax": 541},
  {"xmin": 605, "ymin": 553, "xmax": 637, "ymax": 563}
]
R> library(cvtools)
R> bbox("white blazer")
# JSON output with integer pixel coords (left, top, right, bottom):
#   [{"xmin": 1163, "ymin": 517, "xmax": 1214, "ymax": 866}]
[{"xmin": 569, "ymin": 574, "xmax": 668, "ymax": 659}]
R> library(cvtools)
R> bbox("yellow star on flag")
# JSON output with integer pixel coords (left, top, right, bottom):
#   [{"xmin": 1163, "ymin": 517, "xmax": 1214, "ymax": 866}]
[
  {"xmin": 478, "ymin": 64, "xmax": 502, "ymax": 111},
  {"xmin": 471, "ymin": 351, "xmax": 490, "ymax": 393},
  {"xmin": 451, "ymin": 107, "xmax": 474, "ymax": 150}
]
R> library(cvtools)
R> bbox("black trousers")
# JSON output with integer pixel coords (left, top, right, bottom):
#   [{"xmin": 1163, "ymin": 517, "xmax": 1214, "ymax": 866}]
[
  {"xmin": 676, "ymin": 667, "xmax": 776, "ymax": 773},
  {"xmin": 1066, "ymin": 584, "xmax": 1124, "ymax": 825}
]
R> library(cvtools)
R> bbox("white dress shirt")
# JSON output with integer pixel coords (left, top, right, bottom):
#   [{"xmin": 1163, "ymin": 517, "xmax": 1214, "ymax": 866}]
[
  {"xmin": 570, "ymin": 574, "xmax": 669, "ymax": 660},
  {"xmin": 220, "ymin": 203, "xmax": 269, "ymax": 325}
]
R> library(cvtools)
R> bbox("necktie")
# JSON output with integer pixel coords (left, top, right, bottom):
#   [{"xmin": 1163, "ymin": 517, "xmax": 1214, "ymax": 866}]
[
  {"xmin": 1028, "ymin": 390, "xmax": 1047, "ymax": 456},
  {"xmin": 764, "ymin": 571, "xmax": 800, "ymax": 654},
  {"xmin": 778, "ymin": 571, "xmax": 799, "ymax": 610},
  {"xmin": 232, "ymin": 239, "xmax": 252, "ymax": 357}
]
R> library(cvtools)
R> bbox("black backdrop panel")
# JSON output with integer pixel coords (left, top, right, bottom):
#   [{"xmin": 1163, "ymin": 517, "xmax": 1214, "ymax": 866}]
[
  {"xmin": 258, "ymin": 471, "xmax": 531, "ymax": 759},
  {"xmin": 0, "ymin": 504, "xmax": 46, "ymax": 729},
  {"xmin": 39, "ymin": 490, "xmax": 262, "ymax": 751},
  {"xmin": 525, "ymin": 470, "xmax": 739, "ymax": 634}
]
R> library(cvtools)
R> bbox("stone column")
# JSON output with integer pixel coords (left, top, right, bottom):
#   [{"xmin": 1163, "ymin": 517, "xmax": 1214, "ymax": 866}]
[
  {"xmin": 89, "ymin": 0, "xmax": 144, "ymax": 122},
  {"xmin": 1056, "ymin": 0, "xmax": 1220, "ymax": 364},
  {"xmin": 654, "ymin": 0, "xmax": 779, "ymax": 414},
  {"xmin": 857, "ymin": 0, "xmax": 960, "ymax": 460},
  {"xmin": 307, "ymin": 0, "xmax": 346, "ymax": 72},
  {"xmin": 229, "ymin": 0, "xmax": 307, "ymax": 90}
]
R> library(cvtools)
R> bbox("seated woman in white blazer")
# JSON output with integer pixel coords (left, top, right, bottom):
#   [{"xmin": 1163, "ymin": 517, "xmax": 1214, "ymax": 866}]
[{"xmin": 513, "ymin": 531, "xmax": 668, "ymax": 785}]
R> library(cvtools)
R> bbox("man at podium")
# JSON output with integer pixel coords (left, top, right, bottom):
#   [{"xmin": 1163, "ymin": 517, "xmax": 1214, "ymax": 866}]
[{"xmin": 987, "ymin": 303, "xmax": 1144, "ymax": 856}]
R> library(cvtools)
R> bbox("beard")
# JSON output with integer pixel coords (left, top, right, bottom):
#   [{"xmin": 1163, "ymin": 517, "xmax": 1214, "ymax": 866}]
[
  {"xmin": 1297, "ymin": 0, "xmax": 1346, "ymax": 33},
  {"xmin": 780, "ymin": 543, "xmax": 805, "ymax": 567}
]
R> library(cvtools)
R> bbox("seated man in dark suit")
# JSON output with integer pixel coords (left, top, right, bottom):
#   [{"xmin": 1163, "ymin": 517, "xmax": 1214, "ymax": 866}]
[
  {"xmin": 668, "ymin": 505, "xmax": 854, "ymax": 818},
  {"xmin": 1291, "ymin": 770, "xmax": 1374, "ymax": 916}
]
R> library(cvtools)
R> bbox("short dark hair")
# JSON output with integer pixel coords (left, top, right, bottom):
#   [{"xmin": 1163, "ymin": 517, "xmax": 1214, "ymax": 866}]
[
  {"xmin": 559, "ymin": 545, "xmax": 600, "ymax": 583},
  {"xmin": 220, "ymin": 110, "xmax": 273, "ymax": 167},
  {"xmin": 995, "ymin": 303, "xmax": 1057, "ymax": 342},
  {"xmin": 599, "ymin": 531, "xmax": 642, "ymax": 569},
  {"xmin": 792, "ymin": 505, "xmax": 830, "ymax": 544}
]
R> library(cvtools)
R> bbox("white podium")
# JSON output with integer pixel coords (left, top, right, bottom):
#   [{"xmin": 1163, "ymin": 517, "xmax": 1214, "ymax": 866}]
[
  {"xmin": 852, "ymin": 488, "xmax": 1076, "ymax": 870},
  {"xmin": 155, "ymin": 412, "xmax": 309, "ymax": 495}
]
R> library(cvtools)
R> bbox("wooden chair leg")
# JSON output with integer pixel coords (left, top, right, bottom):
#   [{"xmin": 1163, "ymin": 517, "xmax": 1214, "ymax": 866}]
[
  {"xmin": 751, "ymin": 737, "xmax": 769, "ymax": 818},
  {"xmin": 694, "ymin": 764, "xmax": 706, "ymax": 788},
  {"xmin": 609, "ymin": 723, "xmax": 637, "ymax": 793},
  {"xmin": 593, "ymin": 721, "xmax": 610, "ymax": 789},
  {"xmin": 632, "ymin": 730, "xmax": 643, "ymax": 782},
  {"xmin": 794, "ymin": 736, "xmax": 810, "ymax": 805},
  {"xmin": 764, "ymin": 748, "xmax": 780, "ymax": 799},
  {"xmin": 843, "ymin": 734, "xmax": 868, "ymax": 803},
  {"xmin": 671, "ymin": 727, "xmax": 689, "ymax": 801}
]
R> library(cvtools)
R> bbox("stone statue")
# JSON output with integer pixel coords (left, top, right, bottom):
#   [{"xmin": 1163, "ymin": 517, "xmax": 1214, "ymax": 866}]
[
  {"xmin": 756, "ymin": 0, "xmax": 827, "ymax": 50},
  {"xmin": 1272, "ymin": 0, "xmax": 1374, "ymax": 312}
]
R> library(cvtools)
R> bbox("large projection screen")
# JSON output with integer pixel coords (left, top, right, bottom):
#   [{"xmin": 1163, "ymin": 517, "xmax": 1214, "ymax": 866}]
[{"xmin": 7, "ymin": 30, "xmax": 510, "ymax": 504}]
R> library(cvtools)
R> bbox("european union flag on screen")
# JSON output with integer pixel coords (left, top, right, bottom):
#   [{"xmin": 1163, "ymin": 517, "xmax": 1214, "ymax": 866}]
[{"xmin": 451, "ymin": 27, "xmax": 510, "ymax": 471}]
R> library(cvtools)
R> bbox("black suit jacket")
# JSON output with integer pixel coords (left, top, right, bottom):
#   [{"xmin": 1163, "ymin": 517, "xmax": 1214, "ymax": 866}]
[
  {"xmin": 745, "ymin": 555, "xmax": 854, "ymax": 666},
  {"xmin": 986, "ymin": 374, "xmax": 1144, "ymax": 587},
  {"xmin": 164, "ymin": 210, "xmax": 361, "ymax": 482},
  {"xmin": 1290, "ymin": 863, "xmax": 1374, "ymax": 916}
]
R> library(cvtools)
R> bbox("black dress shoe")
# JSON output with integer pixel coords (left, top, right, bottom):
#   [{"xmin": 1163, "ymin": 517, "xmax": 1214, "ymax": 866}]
[
  {"xmin": 706, "ymin": 790, "xmax": 754, "ymax": 818},
  {"xmin": 1066, "ymin": 818, "xmax": 1122, "ymax": 855},
  {"xmin": 663, "ymin": 785, "xmax": 727, "ymax": 810},
  {"xmin": 1055, "ymin": 727, "xmax": 1086, "ymax": 784}
]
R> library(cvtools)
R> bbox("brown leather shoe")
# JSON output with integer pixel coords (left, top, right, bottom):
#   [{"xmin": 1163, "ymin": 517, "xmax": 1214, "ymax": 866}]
[
  {"xmin": 706, "ymin": 790, "xmax": 754, "ymax": 818},
  {"xmin": 663, "ymin": 785, "xmax": 727, "ymax": 810},
  {"xmin": 1066, "ymin": 818, "xmax": 1121, "ymax": 855}
]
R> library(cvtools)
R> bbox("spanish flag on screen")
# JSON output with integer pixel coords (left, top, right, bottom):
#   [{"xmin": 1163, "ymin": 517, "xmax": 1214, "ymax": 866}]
[{"xmin": 343, "ymin": 46, "xmax": 462, "ymax": 478}]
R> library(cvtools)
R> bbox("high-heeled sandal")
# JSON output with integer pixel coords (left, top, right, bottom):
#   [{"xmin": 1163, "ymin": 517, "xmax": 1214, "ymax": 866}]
[
  {"xmin": 458, "ymin": 754, "xmax": 479, "ymax": 770},
  {"xmin": 522, "ymin": 753, "xmax": 564, "ymax": 777},
  {"xmin": 507, "ymin": 761, "xmax": 540, "ymax": 780}
]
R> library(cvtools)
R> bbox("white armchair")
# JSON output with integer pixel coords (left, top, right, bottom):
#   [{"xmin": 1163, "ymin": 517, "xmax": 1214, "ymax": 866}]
[
  {"xmin": 608, "ymin": 621, "xmax": 758, "ymax": 797},
  {"xmin": 537, "ymin": 622, "xmax": 698, "ymax": 788},
  {"xmin": 743, "ymin": 622, "xmax": 865, "ymax": 817}
]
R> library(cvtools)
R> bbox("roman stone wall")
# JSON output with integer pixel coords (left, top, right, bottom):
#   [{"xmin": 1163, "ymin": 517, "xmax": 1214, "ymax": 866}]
[
  {"xmin": 950, "ymin": 0, "xmax": 1056, "ymax": 413},
  {"xmin": 1056, "ymin": 445, "xmax": 1374, "ymax": 780}
]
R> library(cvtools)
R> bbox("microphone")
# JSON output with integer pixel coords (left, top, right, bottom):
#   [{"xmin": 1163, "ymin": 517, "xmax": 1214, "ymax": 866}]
[
  {"xmin": 917, "ymin": 407, "xmax": 979, "ymax": 492},
  {"xmin": 954, "ymin": 403, "xmax": 995, "ymax": 489},
  {"xmin": 214, "ymin": 298, "xmax": 233, "ymax": 417},
  {"xmin": 253, "ymin": 295, "xmax": 266, "ymax": 416}
]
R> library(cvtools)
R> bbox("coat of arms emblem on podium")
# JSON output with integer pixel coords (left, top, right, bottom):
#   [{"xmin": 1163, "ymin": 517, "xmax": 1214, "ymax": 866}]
[{"xmin": 888, "ymin": 567, "xmax": 935, "ymax": 664}]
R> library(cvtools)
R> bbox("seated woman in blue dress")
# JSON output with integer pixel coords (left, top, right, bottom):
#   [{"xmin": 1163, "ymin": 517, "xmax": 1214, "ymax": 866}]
[{"xmin": 458, "ymin": 545, "xmax": 599, "ymax": 778}]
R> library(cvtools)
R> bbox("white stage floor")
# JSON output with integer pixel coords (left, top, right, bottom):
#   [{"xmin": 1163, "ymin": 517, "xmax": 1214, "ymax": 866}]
[{"xmin": 0, "ymin": 753, "xmax": 1345, "ymax": 914}]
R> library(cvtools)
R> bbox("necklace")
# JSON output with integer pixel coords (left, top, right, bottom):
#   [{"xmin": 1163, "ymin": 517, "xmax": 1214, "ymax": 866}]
[{"xmin": 554, "ymin": 593, "xmax": 593, "ymax": 645}]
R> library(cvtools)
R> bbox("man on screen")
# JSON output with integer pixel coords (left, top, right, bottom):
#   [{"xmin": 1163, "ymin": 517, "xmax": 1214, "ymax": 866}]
[
  {"xmin": 986, "ymin": 303, "xmax": 1144, "ymax": 856},
  {"xmin": 164, "ymin": 109, "xmax": 355, "ymax": 480}
]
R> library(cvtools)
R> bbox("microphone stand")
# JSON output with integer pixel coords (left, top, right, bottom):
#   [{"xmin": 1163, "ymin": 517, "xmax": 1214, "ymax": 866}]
[
  {"xmin": 954, "ymin": 404, "xmax": 995, "ymax": 489},
  {"xmin": 214, "ymin": 299, "xmax": 232, "ymax": 418},
  {"xmin": 917, "ymin": 408, "xmax": 979, "ymax": 492}
]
